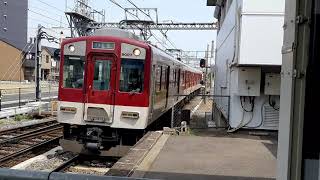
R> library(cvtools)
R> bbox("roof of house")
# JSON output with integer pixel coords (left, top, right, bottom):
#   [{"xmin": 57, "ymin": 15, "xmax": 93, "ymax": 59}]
[
  {"xmin": 42, "ymin": 46, "xmax": 58, "ymax": 56},
  {"xmin": 25, "ymin": 43, "xmax": 58, "ymax": 54},
  {"xmin": 24, "ymin": 43, "xmax": 59, "ymax": 60}
]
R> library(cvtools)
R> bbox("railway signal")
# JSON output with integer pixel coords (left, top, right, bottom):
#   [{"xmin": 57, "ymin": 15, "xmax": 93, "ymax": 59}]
[{"xmin": 200, "ymin": 59, "xmax": 206, "ymax": 68}]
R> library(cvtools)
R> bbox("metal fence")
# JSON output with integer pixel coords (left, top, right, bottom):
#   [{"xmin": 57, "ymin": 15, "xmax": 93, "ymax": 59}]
[
  {"xmin": 0, "ymin": 84, "xmax": 58, "ymax": 118},
  {"xmin": 171, "ymin": 94, "xmax": 230, "ymax": 129}
]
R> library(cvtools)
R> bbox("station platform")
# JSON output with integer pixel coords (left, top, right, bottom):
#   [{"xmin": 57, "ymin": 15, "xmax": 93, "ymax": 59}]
[{"xmin": 109, "ymin": 129, "xmax": 277, "ymax": 180}]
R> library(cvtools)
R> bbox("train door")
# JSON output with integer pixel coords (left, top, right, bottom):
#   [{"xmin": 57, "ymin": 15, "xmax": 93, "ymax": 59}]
[
  {"xmin": 165, "ymin": 66, "xmax": 170, "ymax": 108},
  {"xmin": 177, "ymin": 69, "xmax": 181, "ymax": 101},
  {"xmin": 83, "ymin": 54, "xmax": 117, "ymax": 124}
]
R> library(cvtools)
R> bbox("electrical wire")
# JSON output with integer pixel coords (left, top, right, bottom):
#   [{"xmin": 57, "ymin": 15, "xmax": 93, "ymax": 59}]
[
  {"xmin": 269, "ymin": 95, "xmax": 280, "ymax": 111},
  {"xmin": 29, "ymin": 6, "xmax": 64, "ymax": 18},
  {"xmin": 43, "ymin": 27, "xmax": 64, "ymax": 35},
  {"xmin": 108, "ymin": 0, "xmax": 140, "ymax": 20},
  {"xmin": 4, "ymin": 44, "xmax": 35, "ymax": 81},
  {"xmin": 9, "ymin": 44, "xmax": 36, "ymax": 80},
  {"xmin": 29, "ymin": 17, "xmax": 61, "ymax": 27},
  {"xmin": 240, "ymin": 96, "xmax": 255, "ymax": 112},
  {"xmin": 227, "ymin": 110, "xmax": 254, "ymax": 133},
  {"xmin": 8, "ymin": 31, "xmax": 60, "ymax": 80},
  {"xmin": 125, "ymin": 0, "xmax": 177, "ymax": 49},
  {"xmin": 244, "ymin": 100, "xmax": 268, "ymax": 128},
  {"xmin": 227, "ymin": 96, "xmax": 255, "ymax": 133},
  {"xmin": 28, "ymin": 9, "xmax": 69, "ymax": 27},
  {"xmin": 0, "ymin": 43, "xmax": 32, "ymax": 80},
  {"xmin": 108, "ymin": 0, "xmax": 177, "ymax": 49},
  {"xmin": 33, "ymin": 0, "xmax": 65, "ymax": 13}
]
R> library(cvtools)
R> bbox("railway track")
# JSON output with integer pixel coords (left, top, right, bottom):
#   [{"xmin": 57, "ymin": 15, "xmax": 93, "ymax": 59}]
[
  {"xmin": 0, "ymin": 118, "xmax": 63, "ymax": 167},
  {"xmin": 0, "ymin": 117, "xmax": 57, "ymax": 139},
  {"xmin": 50, "ymin": 154, "xmax": 117, "ymax": 175}
]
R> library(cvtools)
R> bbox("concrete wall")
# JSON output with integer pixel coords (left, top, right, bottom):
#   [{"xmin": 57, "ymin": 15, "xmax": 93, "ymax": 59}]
[
  {"xmin": 0, "ymin": 0, "xmax": 28, "ymax": 50},
  {"xmin": 0, "ymin": 41, "xmax": 25, "ymax": 81}
]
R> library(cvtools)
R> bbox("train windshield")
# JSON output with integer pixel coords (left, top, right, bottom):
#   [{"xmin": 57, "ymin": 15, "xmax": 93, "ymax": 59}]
[
  {"xmin": 63, "ymin": 56, "xmax": 85, "ymax": 89},
  {"xmin": 93, "ymin": 60, "xmax": 111, "ymax": 91},
  {"xmin": 120, "ymin": 59, "xmax": 144, "ymax": 93}
]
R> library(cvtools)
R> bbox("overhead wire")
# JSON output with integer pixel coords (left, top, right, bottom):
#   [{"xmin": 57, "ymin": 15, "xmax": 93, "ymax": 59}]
[
  {"xmin": 108, "ymin": 0, "xmax": 140, "ymax": 20},
  {"xmin": 107, "ymin": 0, "xmax": 175, "ymax": 49},
  {"xmin": 29, "ymin": 17, "xmax": 61, "ymax": 27},
  {"xmin": 129, "ymin": 0, "xmax": 177, "ymax": 49},
  {"xmin": 125, "ymin": 0, "xmax": 177, "ymax": 49},
  {"xmin": 29, "ymin": 5, "xmax": 65, "ymax": 18},
  {"xmin": 32, "ymin": 0, "xmax": 65, "ymax": 13},
  {"xmin": 7, "ymin": 30, "xmax": 60, "ymax": 80},
  {"xmin": 0, "ymin": 43, "xmax": 31, "ymax": 81},
  {"xmin": 43, "ymin": 27, "xmax": 64, "ymax": 35},
  {"xmin": 2, "ymin": 44, "xmax": 35, "ymax": 81},
  {"xmin": 8, "ymin": 44, "xmax": 36, "ymax": 81},
  {"xmin": 28, "ymin": 9, "xmax": 69, "ymax": 27}
]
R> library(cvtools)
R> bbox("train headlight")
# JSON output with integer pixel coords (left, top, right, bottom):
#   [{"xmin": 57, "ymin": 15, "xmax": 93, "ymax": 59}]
[
  {"xmin": 68, "ymin": 45, "xmax": 75, "ymax": 52},
  {"xmin": 133, "ymin": 48, "xmax": 141, "ymax": 56}
]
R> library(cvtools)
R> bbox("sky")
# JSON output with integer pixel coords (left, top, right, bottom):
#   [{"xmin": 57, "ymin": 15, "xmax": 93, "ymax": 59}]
[{"xmin": 28, "ymin": 0, "xmax": 217, "ymax": 53}]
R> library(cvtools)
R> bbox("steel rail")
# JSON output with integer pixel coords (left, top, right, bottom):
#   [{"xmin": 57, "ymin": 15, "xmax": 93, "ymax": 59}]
[
  {"xmin": 0, "ymin": 124, "xmax": 62, "ymax": 145},
  {"xmin": 0, "ymin": 118, "xmax": 56, "ymax": 134},
  {"xmin": 0, "ymin": 136, "xmax": 61, "ymax": 164},
  {"xmin": 50, "ymin": 154, "xmax": 80, "ymax": 173}
]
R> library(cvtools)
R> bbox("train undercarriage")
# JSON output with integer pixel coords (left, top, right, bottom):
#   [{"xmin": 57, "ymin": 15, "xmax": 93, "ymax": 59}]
[{"xmin": 61, "ymin": 124, "xmax": 146, "ymax": 157}]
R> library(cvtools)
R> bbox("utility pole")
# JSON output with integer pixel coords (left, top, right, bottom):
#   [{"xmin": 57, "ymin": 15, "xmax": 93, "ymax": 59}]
[
  {"xmin": 204, "ymin": 44, "xmax": 210, "ymax": 103},
  {"xmin": 35, "ymin": 24, "xmax": 42, "ymax": 101},
  {"xmin": 210, "ymin": 40, "xmax": 215, "ymax": 90},
  {"xmin": 33, "ymin": 25, "xmax": 60, "ymax": 102}
]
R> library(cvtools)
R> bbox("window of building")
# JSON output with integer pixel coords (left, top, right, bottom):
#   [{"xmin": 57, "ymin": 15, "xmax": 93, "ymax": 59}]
[
  {"xmin": 120, "ymin": 59, "xmax": 144, "ymax": 93},
  {"xmin": 63, "ymin": 56, "xmax": 85, "ymax": 89},
  {"xmin": 46, "ymin": 55, "xmax": 50, "ymax": 63}
]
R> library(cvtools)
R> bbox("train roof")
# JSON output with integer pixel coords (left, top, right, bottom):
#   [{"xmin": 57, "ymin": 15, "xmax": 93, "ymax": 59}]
[
  {"xmin": 150, "ymin": 45, "xmax": 202, "ymax": 74},
  {"xmin": 62, "ymin": 31, "xmax": 202, "ymax": 74}
]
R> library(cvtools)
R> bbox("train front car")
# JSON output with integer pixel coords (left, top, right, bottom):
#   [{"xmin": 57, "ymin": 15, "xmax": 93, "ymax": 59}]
[{"xmin": 58, "ymin": 36, "xmax": 151, "ymax": 156}]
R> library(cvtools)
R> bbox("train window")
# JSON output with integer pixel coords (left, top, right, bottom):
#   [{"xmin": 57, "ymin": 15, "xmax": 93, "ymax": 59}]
[
  {"xmin": 181, "ymin": 71, "xmax": 185, "ymax": 89},
  {"xmin": 162, "ymin": 66, "xmax": 168, "ymax": 90},
  {"xmin": 172, "ymin": 69, "xmax": 175, "ymax": 88},
  {"xmin": 156, "ymin": 66, "xmax": 161, "ymax": 92},
  {"xmin": 120, "ymin": 59, "xmax": 144, "ymax": 93},
  {"xmin": 63, "ymin": 56, "xmax": 85, "ymax": 89},
  {"xmin": 93, "ymin": 60, "xmax": 111, "ymax": 91}
]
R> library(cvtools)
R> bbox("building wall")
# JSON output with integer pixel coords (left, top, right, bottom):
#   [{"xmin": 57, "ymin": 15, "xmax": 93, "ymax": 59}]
[
  {"xmin": 0, "ymin": 41, "xmax": 25, "ymax": 81},
  {"xmin": 0, "ymin": 0, "xmax": 28, "ymax": 50},
  {"xmin": 41, "ymin": 49, "xmax": 52, "ymax": 70},
  {"xmin": 213, "ymin": 0, "xmax": 283, "ymax": 130}
]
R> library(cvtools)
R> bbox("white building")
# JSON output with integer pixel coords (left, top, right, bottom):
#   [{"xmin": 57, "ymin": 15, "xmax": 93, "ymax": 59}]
[{"xmin": 208, "ymin": 0, "xmax": 285, "ymax": 130}]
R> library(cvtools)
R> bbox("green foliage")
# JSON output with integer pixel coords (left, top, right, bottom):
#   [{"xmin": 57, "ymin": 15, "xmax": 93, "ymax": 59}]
[{"xmin": 14, "ymin": 114, "xmax": 33, "ymax": 121}]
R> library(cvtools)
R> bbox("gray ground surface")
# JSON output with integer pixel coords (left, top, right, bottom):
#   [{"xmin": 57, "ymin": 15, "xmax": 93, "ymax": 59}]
[{"xmin": 142, "ymin": 130, "xmax": 277, "ymax": 180}]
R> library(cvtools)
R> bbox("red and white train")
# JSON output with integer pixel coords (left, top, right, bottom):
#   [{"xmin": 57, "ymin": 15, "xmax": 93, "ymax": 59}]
[{"xmin": 57, "ymin": 29, "xmax": 202, "ymax": 155}]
